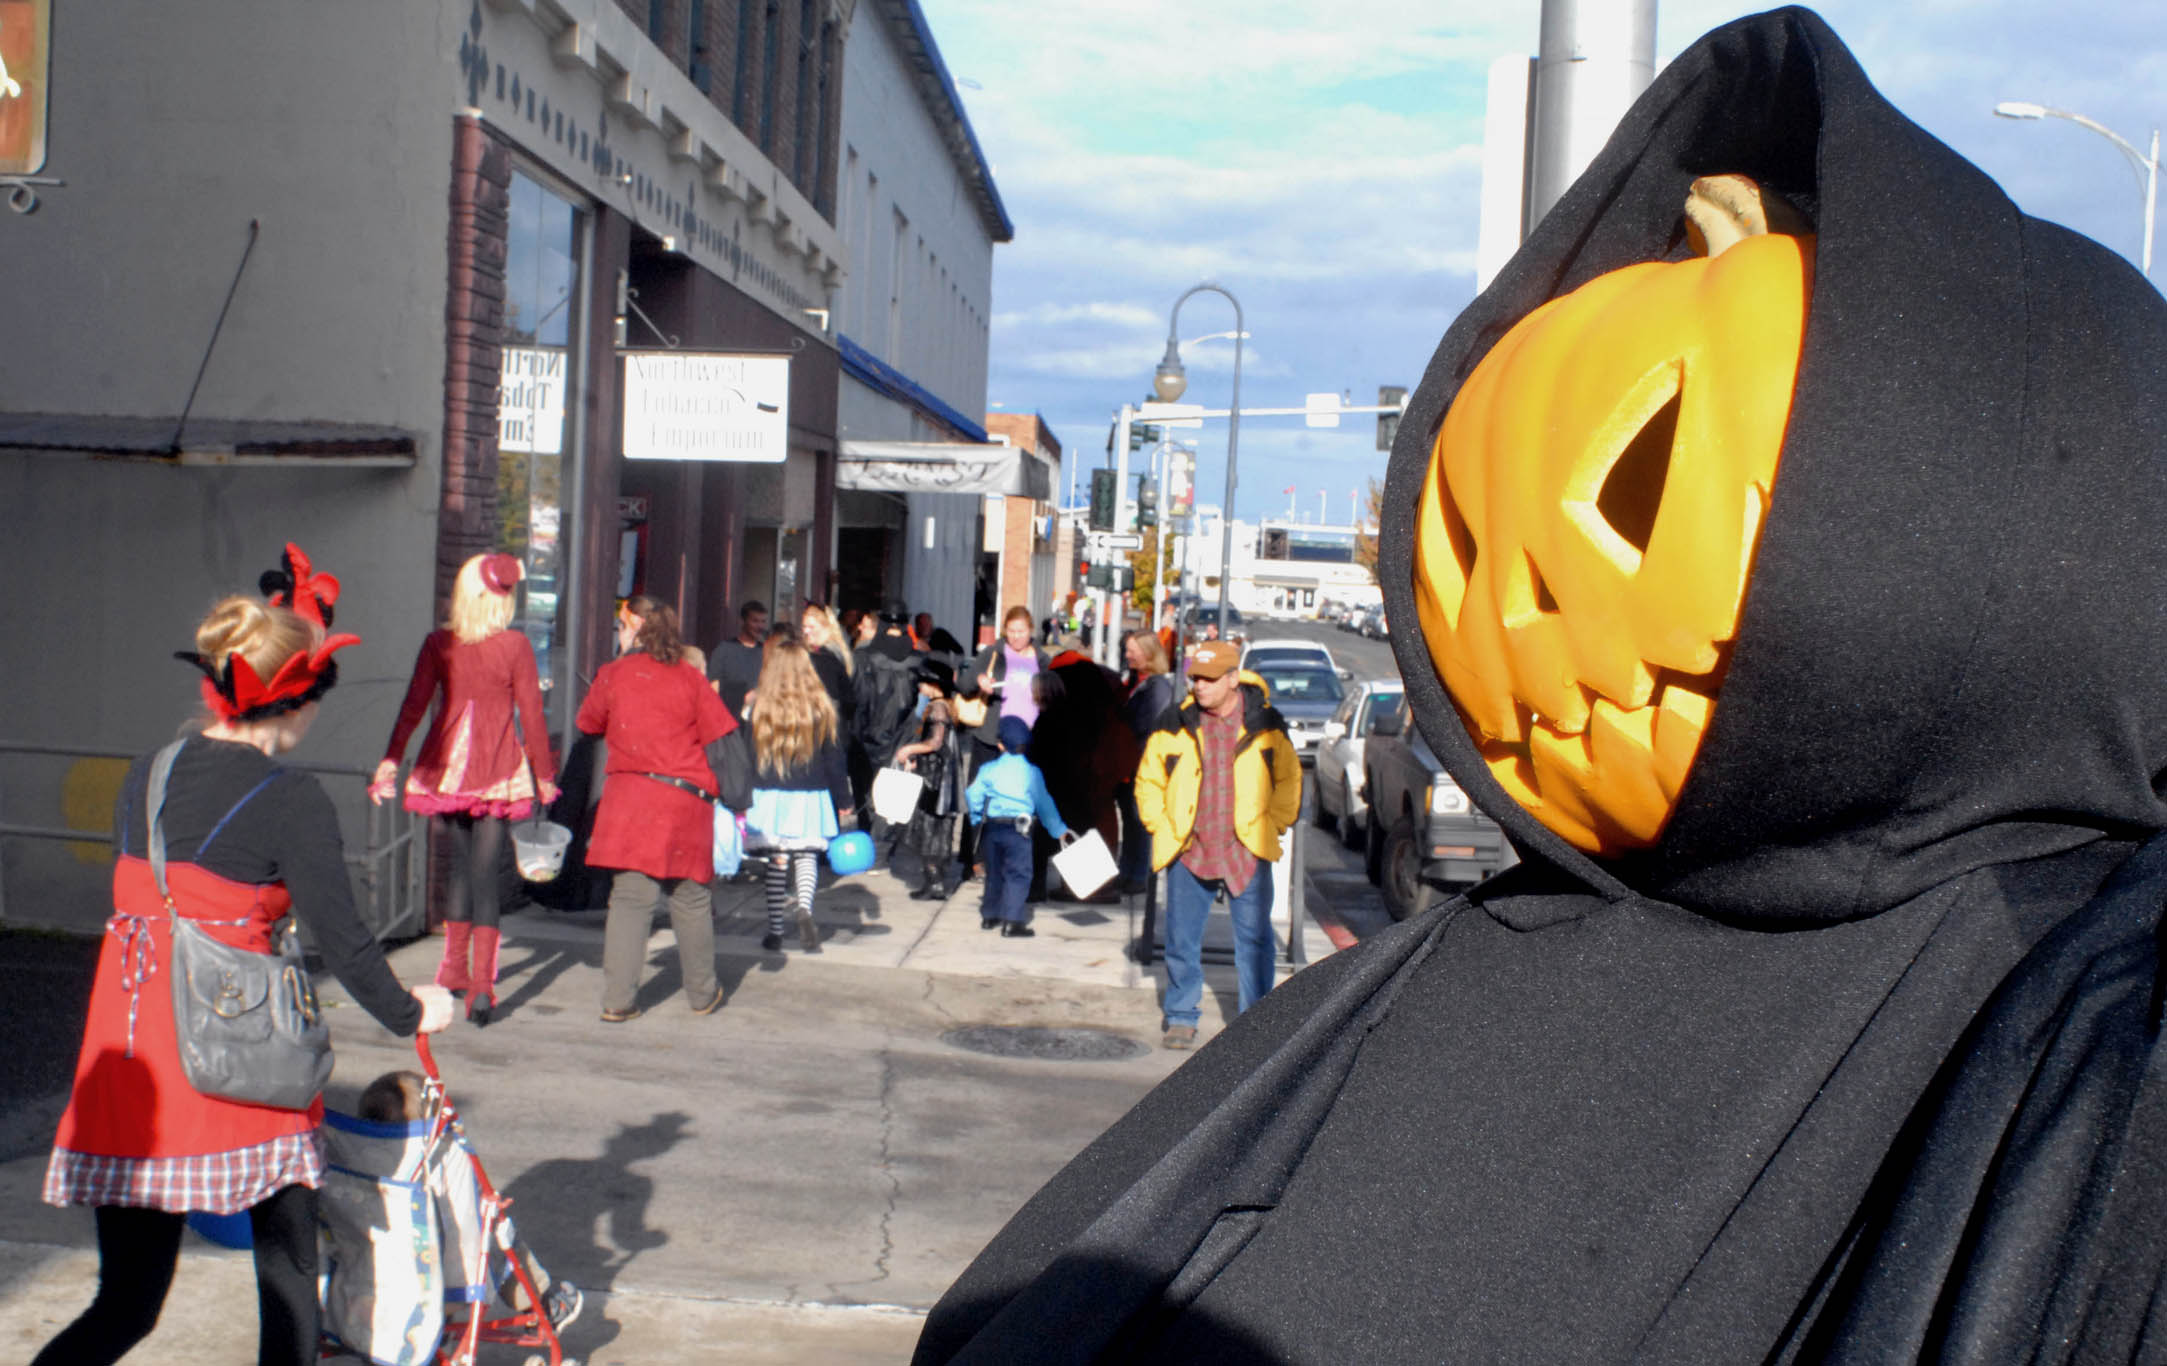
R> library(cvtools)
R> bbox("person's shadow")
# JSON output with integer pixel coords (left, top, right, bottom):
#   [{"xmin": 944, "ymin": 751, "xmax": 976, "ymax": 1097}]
[{"xmin": 497, "ymin": 1109, "xmax": 692, "ymax": 1357}]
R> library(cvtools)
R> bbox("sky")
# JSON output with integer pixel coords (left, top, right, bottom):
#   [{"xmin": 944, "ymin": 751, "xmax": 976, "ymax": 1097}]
[{"xmin": 914, "ymin": 0, "xmax": 2167, "ymax": 525}]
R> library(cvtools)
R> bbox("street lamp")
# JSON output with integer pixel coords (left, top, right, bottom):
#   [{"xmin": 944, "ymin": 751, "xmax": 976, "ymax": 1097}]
[
  {"xmin": 1995, "ymin": 99, "xmax": 2159, "ymax": 276},
  {"xmin": 1154, "ymin": 284, "xmax": 1245, "ymax": 629}
]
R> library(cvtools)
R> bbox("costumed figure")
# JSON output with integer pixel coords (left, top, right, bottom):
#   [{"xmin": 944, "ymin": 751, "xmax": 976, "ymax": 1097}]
[
  {"xmin": 371, "ymin": 552, "xmax": 558, "ymax": 1027},
  {"xmin": 915, "ymin": 9, "xmax": 2167, "ymax": 1362},
  {"xmin": 893, "ymin": 656, "xmax": 965, "ymax": 902},
  {"xmin": 578, "ymin": 596, "xmax": 737, "ymax": 1023},
  {"xmin": 38, "ymin": 545, "xmax": 454, "ymax": 1366},
  {"xmin": 745, "ymin": 631, "xmax": 856, "ymax": 954}
]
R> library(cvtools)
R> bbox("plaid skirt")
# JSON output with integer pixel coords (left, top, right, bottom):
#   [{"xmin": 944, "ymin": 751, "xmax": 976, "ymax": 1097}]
[{"xmin": 45, "ymin": 1128, "xmax": 326, "ymax": 1215}]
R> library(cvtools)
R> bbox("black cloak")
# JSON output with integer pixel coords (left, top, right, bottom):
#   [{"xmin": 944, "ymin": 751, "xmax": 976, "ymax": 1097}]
[{"xmin": 915, "ymin": 8, "xmax": 2167, "ymax": 1362}]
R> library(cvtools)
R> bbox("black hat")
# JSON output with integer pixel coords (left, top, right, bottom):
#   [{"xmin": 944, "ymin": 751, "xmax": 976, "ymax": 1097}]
[
  {"xmin": 911, "ymin": 657, "xmax": 956, "ymax": 693},
  {"xmin": 880, "ymin": 600, "xmax": 911, "ymax": 625}
]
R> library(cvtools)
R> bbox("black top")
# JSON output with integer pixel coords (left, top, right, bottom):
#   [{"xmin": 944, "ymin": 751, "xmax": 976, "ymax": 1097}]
[
  {"xmin": 706, "ymin": 638, "xmax": 765, "ymax": 718},
  {"xmin": 864, "ymin": 629, "xmax": 917, "ymax": 664},
  {"xmin": 751, "ymin": 736, "xmax": 852, "ymax": 811},
  {"xmin": 810, "ymin": 648, "xmax": 854, "ymax": 740},
  {"xmin": 918, "ymin": 9, "xmax": 2167, "ymax": 1364},
  {"xmin": 119, "ymin": 736, "xmax": 421, "ymax": 1036}
]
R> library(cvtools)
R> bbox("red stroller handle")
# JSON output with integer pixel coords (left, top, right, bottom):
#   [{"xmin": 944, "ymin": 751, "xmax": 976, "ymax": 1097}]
[{"xmin": 415, "ymin": 1033, "xmax": 441, "ymax": 1082}]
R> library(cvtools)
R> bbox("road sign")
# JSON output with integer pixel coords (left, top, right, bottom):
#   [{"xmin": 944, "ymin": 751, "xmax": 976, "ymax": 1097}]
[
  {"xmin": 1094, "ymin": 532, "xmax": 1143, "ymax": 552},
  {"xmin": 1139, "ymin": 401, "xmax": 1205, "ymax": 429},
  {"xmin": 1305, "ymin": 392, "xmax": 1342, "ymax": 428}
]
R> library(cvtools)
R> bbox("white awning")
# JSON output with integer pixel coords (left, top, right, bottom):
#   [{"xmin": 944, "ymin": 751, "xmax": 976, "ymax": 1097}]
[{"xmin": 837, "ymin": 441, "xmax": 1052, "ymax": 499}]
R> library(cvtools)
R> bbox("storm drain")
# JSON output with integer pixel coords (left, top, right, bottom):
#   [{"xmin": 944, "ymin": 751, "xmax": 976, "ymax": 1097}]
[{"xmin": 941, "ymin": 1025, "xmax": 1149, "ymax": 1062}]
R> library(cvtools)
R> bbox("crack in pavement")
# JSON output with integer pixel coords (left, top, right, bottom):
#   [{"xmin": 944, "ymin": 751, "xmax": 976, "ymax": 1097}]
[
  {"xmin": 825, "ymin": 1045, "xmax": 901, "ymax": 1303},
  {"xmin": 920, "ymin": 973, "xmax": 961, "ymax": 1026}
]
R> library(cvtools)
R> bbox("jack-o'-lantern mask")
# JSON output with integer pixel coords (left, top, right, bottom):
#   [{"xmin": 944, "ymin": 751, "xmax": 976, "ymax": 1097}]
[{"xmin": 1413, "ymin": 176, "xmax": 1814, "ymax": 856}]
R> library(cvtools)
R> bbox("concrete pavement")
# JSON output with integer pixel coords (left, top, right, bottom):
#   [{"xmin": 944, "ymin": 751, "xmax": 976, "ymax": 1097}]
[{"xmin": 0, "ymin": 859, "xmax": 1344, "ymax": 1363}]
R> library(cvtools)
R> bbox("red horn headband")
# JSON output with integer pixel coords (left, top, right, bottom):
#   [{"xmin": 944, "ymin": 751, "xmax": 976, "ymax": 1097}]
[{"xmin": 182, "ymin": 542, "xmax": 361, "ymax": 721}]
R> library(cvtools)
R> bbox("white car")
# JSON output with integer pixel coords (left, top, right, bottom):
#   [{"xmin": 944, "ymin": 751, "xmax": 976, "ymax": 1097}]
[{"xmin": 1313, "ymin": 679, "xmax": 1406, "ymax": 849}]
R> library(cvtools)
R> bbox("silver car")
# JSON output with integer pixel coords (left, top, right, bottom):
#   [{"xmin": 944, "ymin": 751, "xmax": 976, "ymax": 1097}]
[{"xmin": 1313, "ymin": 679, "xmax": 1405, "ymax": 848}]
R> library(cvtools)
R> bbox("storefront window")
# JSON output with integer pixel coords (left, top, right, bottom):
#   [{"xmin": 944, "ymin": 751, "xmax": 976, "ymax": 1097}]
[{"xmin": 497, "ymin": 169, "xmax": 583, "ymax": 697}]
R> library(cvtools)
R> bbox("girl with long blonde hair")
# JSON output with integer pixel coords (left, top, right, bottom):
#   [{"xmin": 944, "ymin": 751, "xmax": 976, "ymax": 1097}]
[{"xmin": 742, "ymin": 629, "xmax": 852, "ymax": 953}]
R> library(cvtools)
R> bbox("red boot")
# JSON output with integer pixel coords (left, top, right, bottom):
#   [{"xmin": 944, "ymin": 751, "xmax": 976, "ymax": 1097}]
[
  {"xmin": 434, "ymin": 920, "xmax": 473, "ymax": 995},
  {"xmin": 468, "ymin": 925, "xmax": 502, "ymax": 1027}
]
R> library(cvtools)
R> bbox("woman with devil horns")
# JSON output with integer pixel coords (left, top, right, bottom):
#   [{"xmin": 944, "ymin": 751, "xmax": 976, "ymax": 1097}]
[
  {"xmin": 370, "ymin": 552, "xmax": 559, "ymax": 1026},
  {"xmin": 36, "ymin": 546, "xmax": 455, "ymax": 1366}
]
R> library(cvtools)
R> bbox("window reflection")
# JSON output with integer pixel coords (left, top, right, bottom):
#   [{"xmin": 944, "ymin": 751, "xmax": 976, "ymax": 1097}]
[{"xmin": 497, "ymin": 170, "xmax": 583, "ymax": 697}]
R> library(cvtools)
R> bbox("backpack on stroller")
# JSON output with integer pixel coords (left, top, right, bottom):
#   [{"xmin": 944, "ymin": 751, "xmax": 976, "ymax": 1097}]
[{"xmin": 319, "ymin": 1037, "xmax": 580, "ymax": 1366}]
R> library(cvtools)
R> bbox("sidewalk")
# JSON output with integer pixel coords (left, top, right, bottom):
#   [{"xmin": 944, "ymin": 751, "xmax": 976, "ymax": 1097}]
[{"xmin": 0, "ymin": 861, "xmax": 1343, "ymax": 1363}]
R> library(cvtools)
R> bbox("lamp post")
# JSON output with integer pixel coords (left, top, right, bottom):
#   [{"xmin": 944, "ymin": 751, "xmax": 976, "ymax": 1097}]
[
  {"xmin": 1154, "ymin": 284, "xmax": 1245, "ymax": 633},
  {"xmin": 1995, "ymin": 100, "xmax": 2159, "ymax": 276}
]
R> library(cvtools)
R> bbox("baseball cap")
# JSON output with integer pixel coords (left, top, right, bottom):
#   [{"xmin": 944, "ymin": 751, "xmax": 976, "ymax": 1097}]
[{"xmin": 1189, "ymin": 641, "xmax": 1240, "ymax": 680}]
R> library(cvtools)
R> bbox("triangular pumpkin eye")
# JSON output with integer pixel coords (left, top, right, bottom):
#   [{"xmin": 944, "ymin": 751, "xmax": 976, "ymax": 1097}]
[
  {"xmin": 1596, "ymin": 385, "xmax": 1678, "ymax": 556},
  {"xmin": 1412, "ymin": 224, "xmax": 1811, "ymax": 857}
]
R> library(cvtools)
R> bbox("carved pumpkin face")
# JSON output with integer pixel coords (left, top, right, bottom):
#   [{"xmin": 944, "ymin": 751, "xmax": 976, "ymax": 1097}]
[{"xmin": 1412, "ymin": 225, "xmax": 1813, "ymax": 855}]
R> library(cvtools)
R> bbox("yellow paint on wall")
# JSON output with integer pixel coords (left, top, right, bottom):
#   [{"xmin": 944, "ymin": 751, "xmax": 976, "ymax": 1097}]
[{"xmin": 62, "ymin": 758, "xmax": 127, "ymax": 865}]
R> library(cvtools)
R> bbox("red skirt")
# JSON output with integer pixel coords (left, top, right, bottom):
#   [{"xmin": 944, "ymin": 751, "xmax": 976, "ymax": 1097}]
[{"xmin": 46, "ymin": 858, "xmax": 324, "ymax": 1212}]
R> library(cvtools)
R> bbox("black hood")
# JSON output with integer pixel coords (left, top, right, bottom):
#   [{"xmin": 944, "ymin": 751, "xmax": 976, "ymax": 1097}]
[{"xmin": 1382, "ymin": 5, "xmax": 2167, "ymax": 925}]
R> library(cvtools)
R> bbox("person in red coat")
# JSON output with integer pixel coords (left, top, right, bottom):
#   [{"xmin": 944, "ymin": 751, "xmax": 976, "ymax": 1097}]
[
  {"xmin": 370, "ymin": 552, "xmax": 558, "ymax": 1026},
  {"xmin": 579, "ymin": 596, "xmax": 738, "ymax": 1022},
  {"xmin": 38, "ymin": 546, "xmax": 454, "ymax": 1366}
]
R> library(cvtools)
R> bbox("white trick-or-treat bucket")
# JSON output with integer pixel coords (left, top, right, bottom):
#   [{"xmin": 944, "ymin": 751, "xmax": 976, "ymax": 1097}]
[{"xmin": 510, "ymin": 820, "xmax": 572, "ymax": 882}]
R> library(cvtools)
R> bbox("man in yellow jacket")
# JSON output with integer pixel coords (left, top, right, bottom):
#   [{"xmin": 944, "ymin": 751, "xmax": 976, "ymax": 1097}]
[{"xmin": 1135, "ymin": 640, "xmax": 1303, "ymax": 1049}]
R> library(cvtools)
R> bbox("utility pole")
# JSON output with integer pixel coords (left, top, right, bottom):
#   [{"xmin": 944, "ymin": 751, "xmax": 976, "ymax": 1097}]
[{"xmin": 1526, "ymin": 0, "xmax": 1656, "ymax": 229}]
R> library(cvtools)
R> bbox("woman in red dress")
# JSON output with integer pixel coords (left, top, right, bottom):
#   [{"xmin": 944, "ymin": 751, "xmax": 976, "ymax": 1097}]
[
  {"xmin": 38, "ymin": 546, "xmax": 454, "ymax": 1366},
  {"xmin": 578, "ymin": 596, "xmax": 738, "ymax": 1022},
  {"xmin": 370, "ymin": 552, "xmax": 558, "ymax": 1025}
]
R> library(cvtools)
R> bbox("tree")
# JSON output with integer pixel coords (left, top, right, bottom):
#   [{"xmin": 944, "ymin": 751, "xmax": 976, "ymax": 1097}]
[
  {"xmin": 1127, "ymin": 527, "xmax": 1174, "ymax": 614},
  {"xmin": 1353, "ymin": 476, "xmax": 1385, "ymax": 580}
]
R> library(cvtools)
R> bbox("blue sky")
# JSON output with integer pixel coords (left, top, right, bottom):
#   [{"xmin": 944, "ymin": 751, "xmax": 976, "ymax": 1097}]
[{"xmin": 915, "ymin": 0, "xmax": 2167, "ymax": 524}]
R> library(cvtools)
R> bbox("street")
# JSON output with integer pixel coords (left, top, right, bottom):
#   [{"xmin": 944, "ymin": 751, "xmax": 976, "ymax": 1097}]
[{"xmin": 1237, "ymin": 615, "xmax": 1402, "ymax": 947}]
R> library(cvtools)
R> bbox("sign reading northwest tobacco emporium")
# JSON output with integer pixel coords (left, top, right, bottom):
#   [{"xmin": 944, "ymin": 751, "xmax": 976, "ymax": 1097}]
[{"xmin": 622, "ymin": 353, "xmax": 790, "ymax": 463}]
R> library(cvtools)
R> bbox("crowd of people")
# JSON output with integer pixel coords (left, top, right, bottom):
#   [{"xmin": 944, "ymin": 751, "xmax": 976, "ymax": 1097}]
[{"xmin": 31, "ymin": 541, "xmax": 1303, "ymax": 1360}]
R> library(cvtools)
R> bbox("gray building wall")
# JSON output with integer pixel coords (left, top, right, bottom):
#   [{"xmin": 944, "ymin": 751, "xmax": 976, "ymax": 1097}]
[{"xmin": 831, "ymin": 0, "xmax": 999, "ymax": 640}]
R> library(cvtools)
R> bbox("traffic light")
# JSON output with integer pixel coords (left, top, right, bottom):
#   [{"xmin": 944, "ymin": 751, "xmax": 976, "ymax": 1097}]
[
  {"xmin": 1377, "ymin": 385, "xmax": 1407, "ymax": 452},
  {"xmin": 1085, "ymin": 563, "xmax": 1134, "ymax": 591},
  {"xmin": 1089, "ymin": 468, "xmax": 1117, "ymax": 531},
  {"xmin": 1137, "ymin": 475, "xmax": 1158, "ymax": 528},
  {"xmin": 1129, "ymin": 421, "xmax": 1162, "ymax": 451}
]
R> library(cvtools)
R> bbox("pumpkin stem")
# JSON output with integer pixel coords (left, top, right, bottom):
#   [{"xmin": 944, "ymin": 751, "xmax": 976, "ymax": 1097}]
[{"xmin": 1684, "ymin": 174, "xmax": 1811, "ymax": 257}]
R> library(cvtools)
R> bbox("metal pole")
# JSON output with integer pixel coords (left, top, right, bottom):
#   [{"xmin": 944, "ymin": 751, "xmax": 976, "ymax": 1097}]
[
  {"xmin": 1526, "ymin": 0, "xmax": 1657, "ymax": 228},
  {"xmin": 1149, "ymin": 439, "xmax": 1168, "ymax": 645},
  {"xmin": 2146, "ymin": 128, "xmax": 2158, "ymax": 276},
  {"xmin": 1219, "ymin": 301, "xmax": 1244, "ymax": 630},
  {"xmin": 1114, "ymin": 402, "xmax": 1133, "ymax": 559}
]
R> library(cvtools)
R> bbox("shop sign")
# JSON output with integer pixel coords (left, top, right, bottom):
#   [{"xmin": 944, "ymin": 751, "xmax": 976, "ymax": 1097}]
[
  {"xmin": 0, "ymin": 0, "xmax": 50, "ymax": 175},
  {"xmin": 499, "ymin": 346, "xmax": 567, "ymax": 455},
  {"xmin": 621, "ymin": 353, "xmax": 789, "ymax": 463}
]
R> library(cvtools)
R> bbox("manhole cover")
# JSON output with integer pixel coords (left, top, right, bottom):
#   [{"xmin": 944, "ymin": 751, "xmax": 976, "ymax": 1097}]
[{"xmin": 942, "ymin": 1025, "xmax": 1149, "ymax": 1062}]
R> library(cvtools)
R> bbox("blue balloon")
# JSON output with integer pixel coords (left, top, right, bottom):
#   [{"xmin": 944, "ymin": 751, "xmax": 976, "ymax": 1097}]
[
  {"xmin": 187, "ymin": 1208, "xmax": 253, "ymax": 1249},
  {"xmin": 827, "ymin": 830, "xmax": 876, "ymax": 876}
]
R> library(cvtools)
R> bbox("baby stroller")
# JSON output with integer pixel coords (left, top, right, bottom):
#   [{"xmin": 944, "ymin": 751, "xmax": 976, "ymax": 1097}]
[{"xmin": 319, "ymin": 1037, "xmax": 579, "ymax": 1366}]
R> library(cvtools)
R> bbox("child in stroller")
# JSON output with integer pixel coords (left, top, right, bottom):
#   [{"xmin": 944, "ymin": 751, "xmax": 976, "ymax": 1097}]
[{"xmin": 319, "ymin": 1041, "xmax": 581, "ymax": 1365}]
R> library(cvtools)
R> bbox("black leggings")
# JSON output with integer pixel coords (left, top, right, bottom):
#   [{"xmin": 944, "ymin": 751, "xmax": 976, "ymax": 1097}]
[
  {"xmin": 438, "ymin": 813, "xmax": 507, "ymax": 927},
  {"xmin": 34, "ymin": 1184, "xmax": 320, "ymax": 1366}
]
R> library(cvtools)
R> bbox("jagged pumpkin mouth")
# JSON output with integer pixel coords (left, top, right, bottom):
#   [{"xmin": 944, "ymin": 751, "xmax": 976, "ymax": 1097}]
[{"xmin": 1412, "ymin": 175, "xmax": 1813, "ymax": 856}]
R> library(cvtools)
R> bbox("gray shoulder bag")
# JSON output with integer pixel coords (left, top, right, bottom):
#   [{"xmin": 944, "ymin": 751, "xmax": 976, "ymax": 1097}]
[{"xmin": 149, "ymin": 739, "xmax": 334, "ymax": 1110}]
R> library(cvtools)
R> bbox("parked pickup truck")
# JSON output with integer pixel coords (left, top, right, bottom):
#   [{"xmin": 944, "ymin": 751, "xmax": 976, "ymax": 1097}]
[{"xmin": 1361, "ymin": 707, "xmax": 1516, "ymax": 919}]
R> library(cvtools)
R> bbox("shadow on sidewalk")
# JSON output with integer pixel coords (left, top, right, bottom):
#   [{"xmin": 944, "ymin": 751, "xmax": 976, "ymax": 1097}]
[{"xmin": 499, "ymin": 1109, "xmax": 692, "ymax": 1356}]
